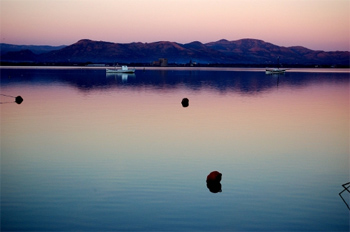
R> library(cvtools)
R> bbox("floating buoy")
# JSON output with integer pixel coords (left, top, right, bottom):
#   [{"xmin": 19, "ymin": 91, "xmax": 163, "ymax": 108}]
[
  {"xmin": 15, "ymin": 96, "xmax": 23, "ymax": 104},
  {"xmin": 207, "ymin": 171, "xmax": 222, "ymax": 182},
  {"xmin": 181, "ymin": 98, "xmax": 189, "ymax": 107},
  {"xmin": 206, "ymin": 171, "xmax": 222, "ymax": 193}
]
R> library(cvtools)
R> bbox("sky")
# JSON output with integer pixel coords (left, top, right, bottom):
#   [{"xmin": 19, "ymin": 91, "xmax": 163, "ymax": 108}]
[{"xmin": 0, "ymin": 0, "xmax": 349, "ymax": 51}]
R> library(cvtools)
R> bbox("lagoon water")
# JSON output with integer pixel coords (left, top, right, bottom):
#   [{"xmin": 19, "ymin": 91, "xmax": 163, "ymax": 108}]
[{"xmin": 1, "ymin": 67, "xmax": 349, "ymax": 231}]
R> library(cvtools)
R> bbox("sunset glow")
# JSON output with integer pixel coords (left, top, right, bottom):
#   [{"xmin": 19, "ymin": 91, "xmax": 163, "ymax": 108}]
[{"xmin": 0, "ymin": 0, "xmax": 349, "ymax": 51}]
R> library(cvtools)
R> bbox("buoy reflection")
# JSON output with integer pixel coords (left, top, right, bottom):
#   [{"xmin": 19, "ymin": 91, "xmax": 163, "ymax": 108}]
[{"xmin": 206, "ymin": 171, "xmax": 222, "ymax": 193}]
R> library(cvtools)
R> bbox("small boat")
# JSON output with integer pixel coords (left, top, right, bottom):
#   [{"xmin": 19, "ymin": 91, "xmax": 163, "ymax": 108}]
[
  {"xmin": 106, "ymin": 65, "xmax": 135, "ymax": 74},
  {"xmin": 266, "ymin": 56, "xmax": 288, "ymax": 74},
  {"xmin": 265, "ymin": 68, "xmax": 287, "ymax": 74}
]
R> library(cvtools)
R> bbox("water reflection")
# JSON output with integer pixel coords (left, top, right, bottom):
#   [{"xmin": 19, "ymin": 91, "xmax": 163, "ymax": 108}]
[
  {"xmin": 1, "ymin": 68, "xmax": 348, "ymax": 94},
  {"xmin": 1, "ymin": 67, "xmax": 349, "ymax": 231},
  {"xmin": 0, "ymin": 94, "xmax": 23, "ymax": 104},
  {"xmin": 269, "ymin": 73, "xmax": 283, "ymax": 87},
  {"xmin": 106, "ymin": 72, "xmax": 136, "ymax": 82}
]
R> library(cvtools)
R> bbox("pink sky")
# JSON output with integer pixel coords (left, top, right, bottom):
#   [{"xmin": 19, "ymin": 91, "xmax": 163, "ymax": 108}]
[{"xmin": 1, "ymin": 0, "xmax": 349, "ymax": 51}]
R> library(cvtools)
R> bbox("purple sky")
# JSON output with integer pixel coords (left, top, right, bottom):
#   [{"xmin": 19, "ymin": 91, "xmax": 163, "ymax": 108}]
[{"xmin": 1, "ymin": 0, "xmax": 349, "ymax": 51}]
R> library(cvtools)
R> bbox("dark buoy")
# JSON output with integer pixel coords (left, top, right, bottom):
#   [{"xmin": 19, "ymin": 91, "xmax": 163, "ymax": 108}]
[
  {"xmin": 181, "ymin": 98, "xmax": 189, "ymax": 107},
  {"xmin": 207, "ymin": 171, "xmax": 222, "ymax": 182},
  {"xmin": 206, "ymin": 171, "xmax": 222, "ymax": 193},
  {"xmin": 15, "ymin": 96, "xmax": 23, "ymax": 104}
]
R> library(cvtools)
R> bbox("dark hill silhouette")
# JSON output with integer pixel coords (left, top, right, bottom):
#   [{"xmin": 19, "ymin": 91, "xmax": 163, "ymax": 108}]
[
  {"xmin": 2, "ymin": 49, "xmax": 38, "ymax": 62},
  {"xmin": 1, "ymin": 39, "xmax": 349, "ymax": 65},
  {"xmin": 0, "ymin": 43, "xmax": 66, "ymax": 55}
]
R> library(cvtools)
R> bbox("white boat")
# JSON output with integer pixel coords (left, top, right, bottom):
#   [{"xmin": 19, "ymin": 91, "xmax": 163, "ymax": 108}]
[
  {"xmin": 265, "ymin": 68, "xmax": 287, "ymax": 74},
  {"xmin": 106, "ymin": 65, "xmax": 135, "ymax": 74},
  {"xmin": 266, "ymin": 56, "xmax": 289, "ymax": 74}
]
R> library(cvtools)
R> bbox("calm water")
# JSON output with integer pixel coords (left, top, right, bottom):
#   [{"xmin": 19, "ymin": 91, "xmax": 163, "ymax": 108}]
[{"xmin": 1, "ymin": 67, "xmax": 349, "ymax": 231}]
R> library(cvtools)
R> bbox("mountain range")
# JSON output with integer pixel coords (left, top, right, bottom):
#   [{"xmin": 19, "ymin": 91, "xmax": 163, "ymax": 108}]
[
  {"xmin": 0, "ymin": 43, "xmax": 66, "ymax": 55},
  {"xmin": 1, "ymin": 39, "xmax": 349, "ymax": 66}
]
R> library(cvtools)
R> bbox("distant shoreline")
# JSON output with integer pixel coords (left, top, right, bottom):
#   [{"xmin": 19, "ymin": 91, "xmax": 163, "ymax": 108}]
[
  {"xmin": 1, "ymin": 65, "xmax": 349, "ymax": 73},
  {"xmin": 1, "ymin": 62, "xmax": 349, "ymax": 69}
]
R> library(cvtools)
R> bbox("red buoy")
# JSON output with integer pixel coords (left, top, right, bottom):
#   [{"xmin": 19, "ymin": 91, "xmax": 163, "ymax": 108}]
[
  {"xmin": 206, "ymin": 171, "xmax": 222, "ymax": 182},
  {"xmin": 206, "ymin": 171, "xmax": 222, "ymax": 193}
]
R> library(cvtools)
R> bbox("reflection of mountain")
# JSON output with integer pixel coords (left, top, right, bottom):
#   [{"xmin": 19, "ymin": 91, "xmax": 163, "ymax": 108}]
[
  {"xmin": 1, "ymin": 69, "xmax": 348, "ymax": 93},
  {"xmin": 1, "ymin": 39, "xmax": 349, "ymax": 65}
]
